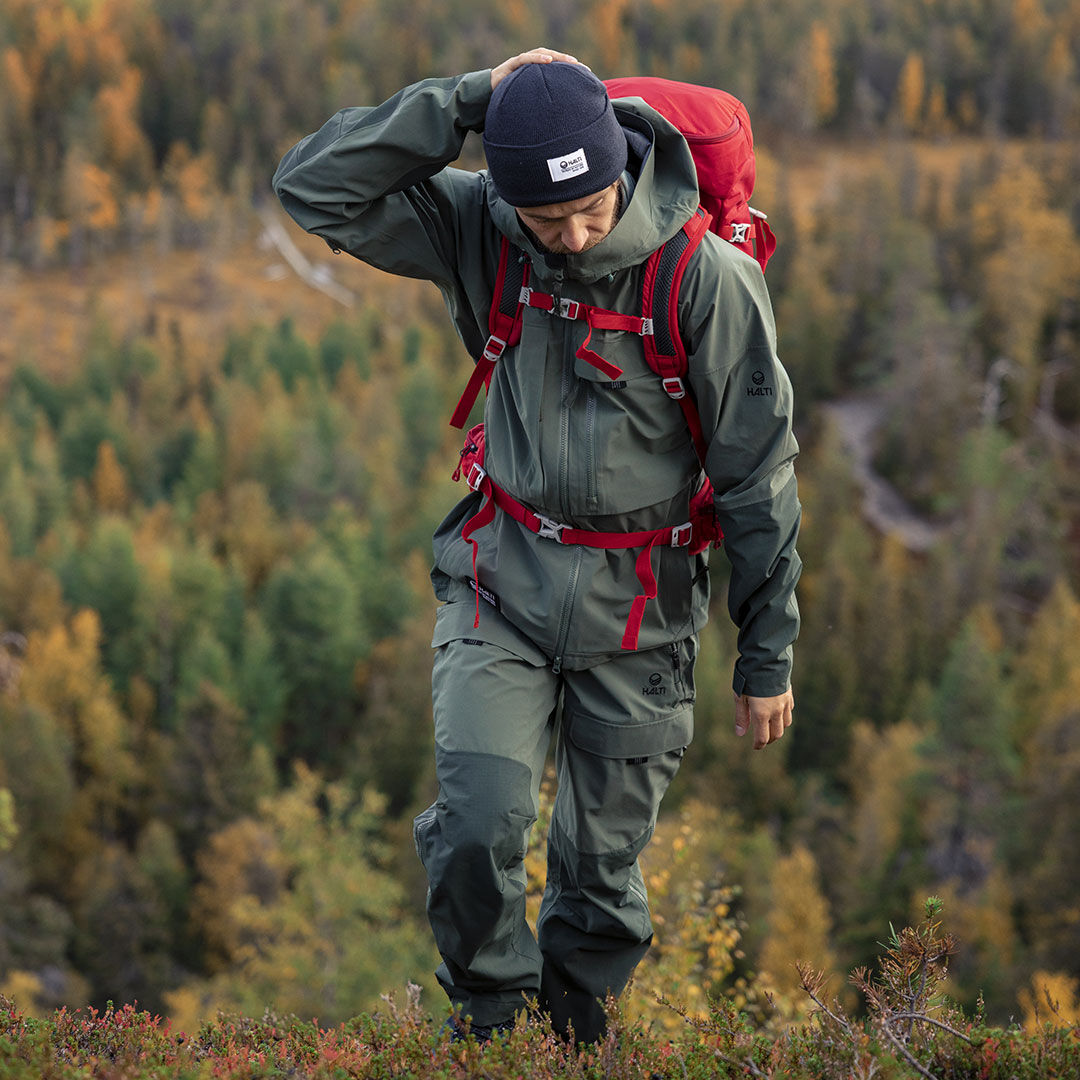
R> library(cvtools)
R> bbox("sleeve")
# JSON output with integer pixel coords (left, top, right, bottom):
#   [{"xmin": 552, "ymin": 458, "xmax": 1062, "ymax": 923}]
[
  {"xmin": 271, "ymin": 69, "xmax": 494, "ymax": 291},
  {"xmin": 682, "ymin": 245, "xmax": 802, "ymax": 698}
]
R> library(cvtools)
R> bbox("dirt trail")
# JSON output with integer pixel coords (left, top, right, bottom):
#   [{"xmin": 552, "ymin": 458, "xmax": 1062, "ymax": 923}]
[{"xmin": 823, "ymin": 397, "xmax": 949, "ymax": 553}]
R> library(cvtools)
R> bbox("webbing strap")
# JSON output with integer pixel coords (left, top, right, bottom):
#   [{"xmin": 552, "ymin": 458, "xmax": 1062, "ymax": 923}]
[
  {"xmin": 450, "ymin": 239, "xmax": 530, "ymax": 428},
  {"xmin": 642, "ymin": 208, "xmax": 712, "ymax": 465},
  {"xmin": 458, "ymin": 467, "xmax": 692, "ymax": 647},
  {"xmin": 520, "ymin": 288, "xmax": 660, "ymax": 381}
]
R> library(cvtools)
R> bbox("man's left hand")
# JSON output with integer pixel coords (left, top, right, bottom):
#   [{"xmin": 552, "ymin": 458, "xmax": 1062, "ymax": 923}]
[{"xmin": 734, "ymin": 689, "xmax": 793, "ymax": 750}]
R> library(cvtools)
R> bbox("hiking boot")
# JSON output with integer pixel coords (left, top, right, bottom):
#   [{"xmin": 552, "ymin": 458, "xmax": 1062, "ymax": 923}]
[{"xmin": 442, "ymin": 1015, "xmax": 517, "ymax": 1044}]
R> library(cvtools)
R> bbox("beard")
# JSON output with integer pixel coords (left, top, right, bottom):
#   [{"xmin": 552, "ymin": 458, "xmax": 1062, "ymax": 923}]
[{"xmin": 530, "ymin": 187, "xmax": 622, "ymax": 255}]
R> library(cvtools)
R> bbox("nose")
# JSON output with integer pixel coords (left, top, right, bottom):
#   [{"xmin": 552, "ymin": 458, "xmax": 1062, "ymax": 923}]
[{"xmin": 560, "ymin": 216, "xmax": 589, "ymax": 252}]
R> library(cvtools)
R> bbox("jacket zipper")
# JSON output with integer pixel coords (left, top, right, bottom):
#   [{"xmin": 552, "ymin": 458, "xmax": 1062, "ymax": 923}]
[
  {"xmin": 585, "ymin": 387, "xmax": 597, "ymax": 507},
  {"xmin": 685, "ymin": 116, "xmax": 740, "ymax": 144},
  {"xmin": 559, "ymin": 348, "xmax": 573, "ymax": 515},
  {"xmin": 549, "ymin": 264, "xmax": 586, "ymax": 674}
]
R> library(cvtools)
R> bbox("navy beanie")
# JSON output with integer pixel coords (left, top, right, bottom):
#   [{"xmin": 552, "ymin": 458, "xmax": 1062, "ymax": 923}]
[{"xmin": 483, "ymin": 62, "xmax": 628, "ymax": 208}]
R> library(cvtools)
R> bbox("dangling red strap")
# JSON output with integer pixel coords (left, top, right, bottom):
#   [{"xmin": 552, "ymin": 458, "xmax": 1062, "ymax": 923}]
[
  {"xmin": 620, "ymin": 534, "xmax": 661, "ymax": 650},
  {"xmin": 461, "ymin": 480, "xmax": 496, "ymax": 628},
  {"xmin": 576, "ymin": 322, "xmax": 624, "ymax": 380},
  {"xmin": 752, "ymin": 213, "xmax": 776, "ymax": 272}
]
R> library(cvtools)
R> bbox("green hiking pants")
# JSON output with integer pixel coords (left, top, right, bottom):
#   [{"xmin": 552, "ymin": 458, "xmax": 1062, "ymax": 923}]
[{"xmin": 413, "ymin": 599, "xmax": 695, "ymax": 1044}]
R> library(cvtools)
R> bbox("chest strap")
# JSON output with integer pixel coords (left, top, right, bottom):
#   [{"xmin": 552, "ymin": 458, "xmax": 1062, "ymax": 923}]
[
  {"xmin": 454, "ymin": 459, "xmax": 694, "ymax": 652},
  {"xmin": 517, "ymin": 287, "xmax": 654, "ymax": 381},
  {"xmin": 451, "ymin": 270, "xmax": 660, "ymax": 426}
]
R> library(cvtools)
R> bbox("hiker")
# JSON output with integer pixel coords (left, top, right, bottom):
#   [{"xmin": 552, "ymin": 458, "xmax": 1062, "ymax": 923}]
[{"xmin": 273, "ymin": 48, "xmax": 801, "ymax": 1045}]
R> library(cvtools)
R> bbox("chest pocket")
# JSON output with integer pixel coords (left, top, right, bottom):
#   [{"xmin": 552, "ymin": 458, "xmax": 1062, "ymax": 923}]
[
  {"xmin": 573, "ymin": 329, "xmax": 692, "ymax": 456},
  {"xmin": 568, "ymin": 328, "xmax": 696, "ymax": 516}
]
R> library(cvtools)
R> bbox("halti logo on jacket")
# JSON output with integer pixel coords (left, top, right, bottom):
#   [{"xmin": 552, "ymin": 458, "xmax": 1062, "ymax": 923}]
[
  {"xmin": 747, "ymin": 370, "xmax": 773, "ymax": 397},
  {"xmin": 642, "ymin": 672, "xmax": 667, "ymax": 696},
  {"xmin": 547, "ymin": 148, "xmax": 589, "ymax": 183}
]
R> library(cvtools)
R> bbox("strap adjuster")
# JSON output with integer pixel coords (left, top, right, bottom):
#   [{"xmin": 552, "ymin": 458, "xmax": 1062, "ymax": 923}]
[
  {"xmin": 640, "ymin": 318, "xmax": 654, "ymax": 336},
  {"xmin": 535, "ymin": 514, "xmax": 566, "ymax": 542},
  {"xmin": 661, "ymin": 376, "xmax": 687, "ymax": 399},
  {"xmin": 466, "ymin": 462, "xmax": 487, "ymax": 491},
  {"xmin": 557, "ymin": 298, "xmax": 582, "ymax": 320},
  {"xmin": 671, "ymin": 522, "xmax": 693, "ymax": 548},
  {"xmin": 482, "ymin": 335, "xmax": 507, "ymax": 363}
]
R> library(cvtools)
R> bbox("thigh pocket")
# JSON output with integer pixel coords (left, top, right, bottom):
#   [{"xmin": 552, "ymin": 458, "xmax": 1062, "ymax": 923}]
[
  {"xmin": 567, "ymin": 708, "xmax": 693, "ymax": 761},
  {"xmin": 560, "ymin": 708, "xmax": 692, "ymax": 855}
]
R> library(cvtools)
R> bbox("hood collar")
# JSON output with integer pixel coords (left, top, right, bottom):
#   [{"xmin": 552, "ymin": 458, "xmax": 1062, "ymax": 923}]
[{"xmin": 485, "ymin": 100, "xmax": 700, "ymax": 285}]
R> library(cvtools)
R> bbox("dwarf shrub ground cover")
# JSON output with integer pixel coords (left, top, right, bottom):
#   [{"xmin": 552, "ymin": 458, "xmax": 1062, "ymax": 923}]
[{"xmin": 1, "ymin": 904, "xmax": 1078, "ymax": 1080}]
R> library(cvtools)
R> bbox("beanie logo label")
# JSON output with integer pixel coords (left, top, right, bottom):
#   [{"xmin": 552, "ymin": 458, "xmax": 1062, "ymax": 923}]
[{"xmin": 547, "ymin": 148, "xmax": 589, "ymax": 183}]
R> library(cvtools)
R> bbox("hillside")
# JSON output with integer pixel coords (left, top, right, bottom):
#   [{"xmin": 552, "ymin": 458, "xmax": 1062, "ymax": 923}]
[{"xmin": 3, "ymin": 0, "xmax": 1080, "ymax": 1047}]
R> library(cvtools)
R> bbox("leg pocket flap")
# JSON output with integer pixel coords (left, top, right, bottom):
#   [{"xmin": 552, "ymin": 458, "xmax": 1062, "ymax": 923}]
[{"xmin": 567, "ymin": 708, "xmax": 693, "ymax": 759}]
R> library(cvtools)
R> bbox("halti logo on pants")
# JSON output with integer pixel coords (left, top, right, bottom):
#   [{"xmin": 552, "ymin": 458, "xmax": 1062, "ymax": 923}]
[
  {"xmin": 547, "ymin": 147, "xmax": 589, "ymax": 183},
  {"xmin": 642, "ymin": 672, "xmax": 667, "ymax": 696}
]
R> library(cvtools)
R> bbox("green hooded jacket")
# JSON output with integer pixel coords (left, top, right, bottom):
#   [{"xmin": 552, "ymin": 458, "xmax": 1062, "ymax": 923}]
[{"xmin": 273, "ymin": 68, "xmax": 801, "ymax": 696}]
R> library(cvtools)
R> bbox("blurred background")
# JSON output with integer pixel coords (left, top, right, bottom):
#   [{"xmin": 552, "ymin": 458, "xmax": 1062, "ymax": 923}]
[{"xmin": 1, "ymin": 0, "xmax": 1079, "ymax": 1035}]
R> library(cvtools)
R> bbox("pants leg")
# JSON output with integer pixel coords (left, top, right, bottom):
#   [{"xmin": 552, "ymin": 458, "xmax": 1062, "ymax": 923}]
[
  {"xmin": 537, "ymin": 636, "xmax": 697, "ymax": 1043},
  {"xmin": 413, "ymin": 611, "xmax": 558, "ymax": 1027}
]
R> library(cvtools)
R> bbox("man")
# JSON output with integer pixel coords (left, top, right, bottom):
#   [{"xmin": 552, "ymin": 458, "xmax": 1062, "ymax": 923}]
[{"xmin": 274, "ymin": 48, "xmax": 801, "ymax": 1044}]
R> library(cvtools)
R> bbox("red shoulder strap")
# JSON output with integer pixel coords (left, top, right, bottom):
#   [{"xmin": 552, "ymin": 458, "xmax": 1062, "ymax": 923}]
[
  {"xmin": 642, "ymin": 207, "xmax": 711, "ymax": 464},
  {"xmin": 450, "ymin": 237, "xmax": 530, "ymax": 429}
]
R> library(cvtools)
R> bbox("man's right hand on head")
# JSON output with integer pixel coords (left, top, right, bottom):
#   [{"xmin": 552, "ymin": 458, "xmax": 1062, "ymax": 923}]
[{"xmin": 491, "ymin": 49, "xmax": 584, "ymax": 91}]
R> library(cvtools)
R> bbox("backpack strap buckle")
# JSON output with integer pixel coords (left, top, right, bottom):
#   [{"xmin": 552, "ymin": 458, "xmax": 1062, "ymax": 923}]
[
  {"xmin": 661, "ymin": 376, "xmax": 687, "ymax": 399},
  {"xmin": 535, "ymin": 514, "xmax": 566, "ymax": 542},
  {"xmin": 482, "ymin": 335, "xmax": 507, "ymax": 363},
  {"xmin": 557, "ymin": 298, "xmax": 582, "ymax": 321},
  {"xmin": 671, "ymin": 522, "xmax": 693, "ymax": 548},
  {"xmin": 466, "ymin": 462, "xmax": 487, "ymax": 491}
]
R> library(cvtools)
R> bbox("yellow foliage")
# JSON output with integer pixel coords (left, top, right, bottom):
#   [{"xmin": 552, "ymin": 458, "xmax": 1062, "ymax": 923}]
[
  {"xmin": 1, "ymin": 47, "xmax": 34, "ymax": 125},
  {"xmin": 220, "ymin": 481, "xmax": 286, "ymax": 590},
  {"xmin": 0, "ymin": 786, "xmax": 16, "ymax": 852},
  {"xmin": 1015, "ymin": 579, "xmax": 1080, "ymax": 737},
  {"xmin": 591, "ymin": 0, "xmax": 630, "ymax": 74},
  {"xmin": 19, "ymin": 609, "xmax": 136, "ymax": 792},
  {"xmin": 1011, "ymin": 0, "xmax": 1049, "ymax": 40},
  {"xmin": 846, "ymin": 719, "xmax": 923, "ymax": 881},
  {"xmin": 632, "ymin": 801, "xmax": 746, "ymax": 1033},
  {"xmin": 1019, "ymin": 971, "xmax": 1080, "ymax": 1030},
  {"xmin": 174, "ymin": 765, "xmax": 436, "ymax": 1027},
  {"xmin": 971, "ymin": 164, "xmax": 1080, "ymax": 374},
  {"xmin": 91, "ymin": 440, "xmax": 130, "ymax": 513},
  {"xmin": 926, "ymin": 84, "xmax": 950, "ymax": 137},
  {"xmin": 929, "ymin": 871, "xmax": 1018, "ymax": 1004},
  {"xmin": 94, "ymin": 64, "xmax": 152, "ymax": 182},
  {"xmin": 757, "ymin": 846, "xmax": 838, "ymax": 1019},
  {"xmin": 191, "ymin": 817, "xmax": 288, "ymax": 972},
  {"xmin": 809, "ymin": 22, "xmax": 838, "ymax": 124},
  {"xmin": 0, "ymin": 970, "xmax": 47, "ymax": 1019},
  {"xmin": 164, "ymin": 143, "xmax": 216, "ymax": 223},
  {"xmin": 64, "ymin": 157, "xmax": 120, "ymax": 231},
  {"xmin": 897, "ymin": 53, "xmax": 925, "ymax": 132}
]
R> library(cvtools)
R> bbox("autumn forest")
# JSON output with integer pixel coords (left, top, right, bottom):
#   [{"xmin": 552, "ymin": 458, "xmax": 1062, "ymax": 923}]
[{"xmin": 1, "ymin": 0, "xmax": 1080, "ymax": 1039}]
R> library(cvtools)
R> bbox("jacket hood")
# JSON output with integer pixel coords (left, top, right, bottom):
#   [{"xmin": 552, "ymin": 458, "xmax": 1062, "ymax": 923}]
[{"xmin": 485, "ymin": 99, "xmax": 700, "ymax": 284}]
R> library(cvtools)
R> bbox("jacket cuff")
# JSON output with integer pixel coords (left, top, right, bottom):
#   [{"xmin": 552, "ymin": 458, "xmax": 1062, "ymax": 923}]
[
  {"xmin": 732, "ymin": 651, "xmax": 793, "ymax": 699},
  {"xmin": 458, "ymin": 69, "xmax": 495, "ymax": 131}
]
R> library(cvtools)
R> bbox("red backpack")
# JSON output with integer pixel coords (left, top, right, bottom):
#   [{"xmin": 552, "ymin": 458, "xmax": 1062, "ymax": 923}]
[
  {"xmin": 449, "ymin": 78, "xmax": 775, "ymax": 650},
  {"xmin": 604, "ymin": 76, "xmax": 775, "ymax": 272}
]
